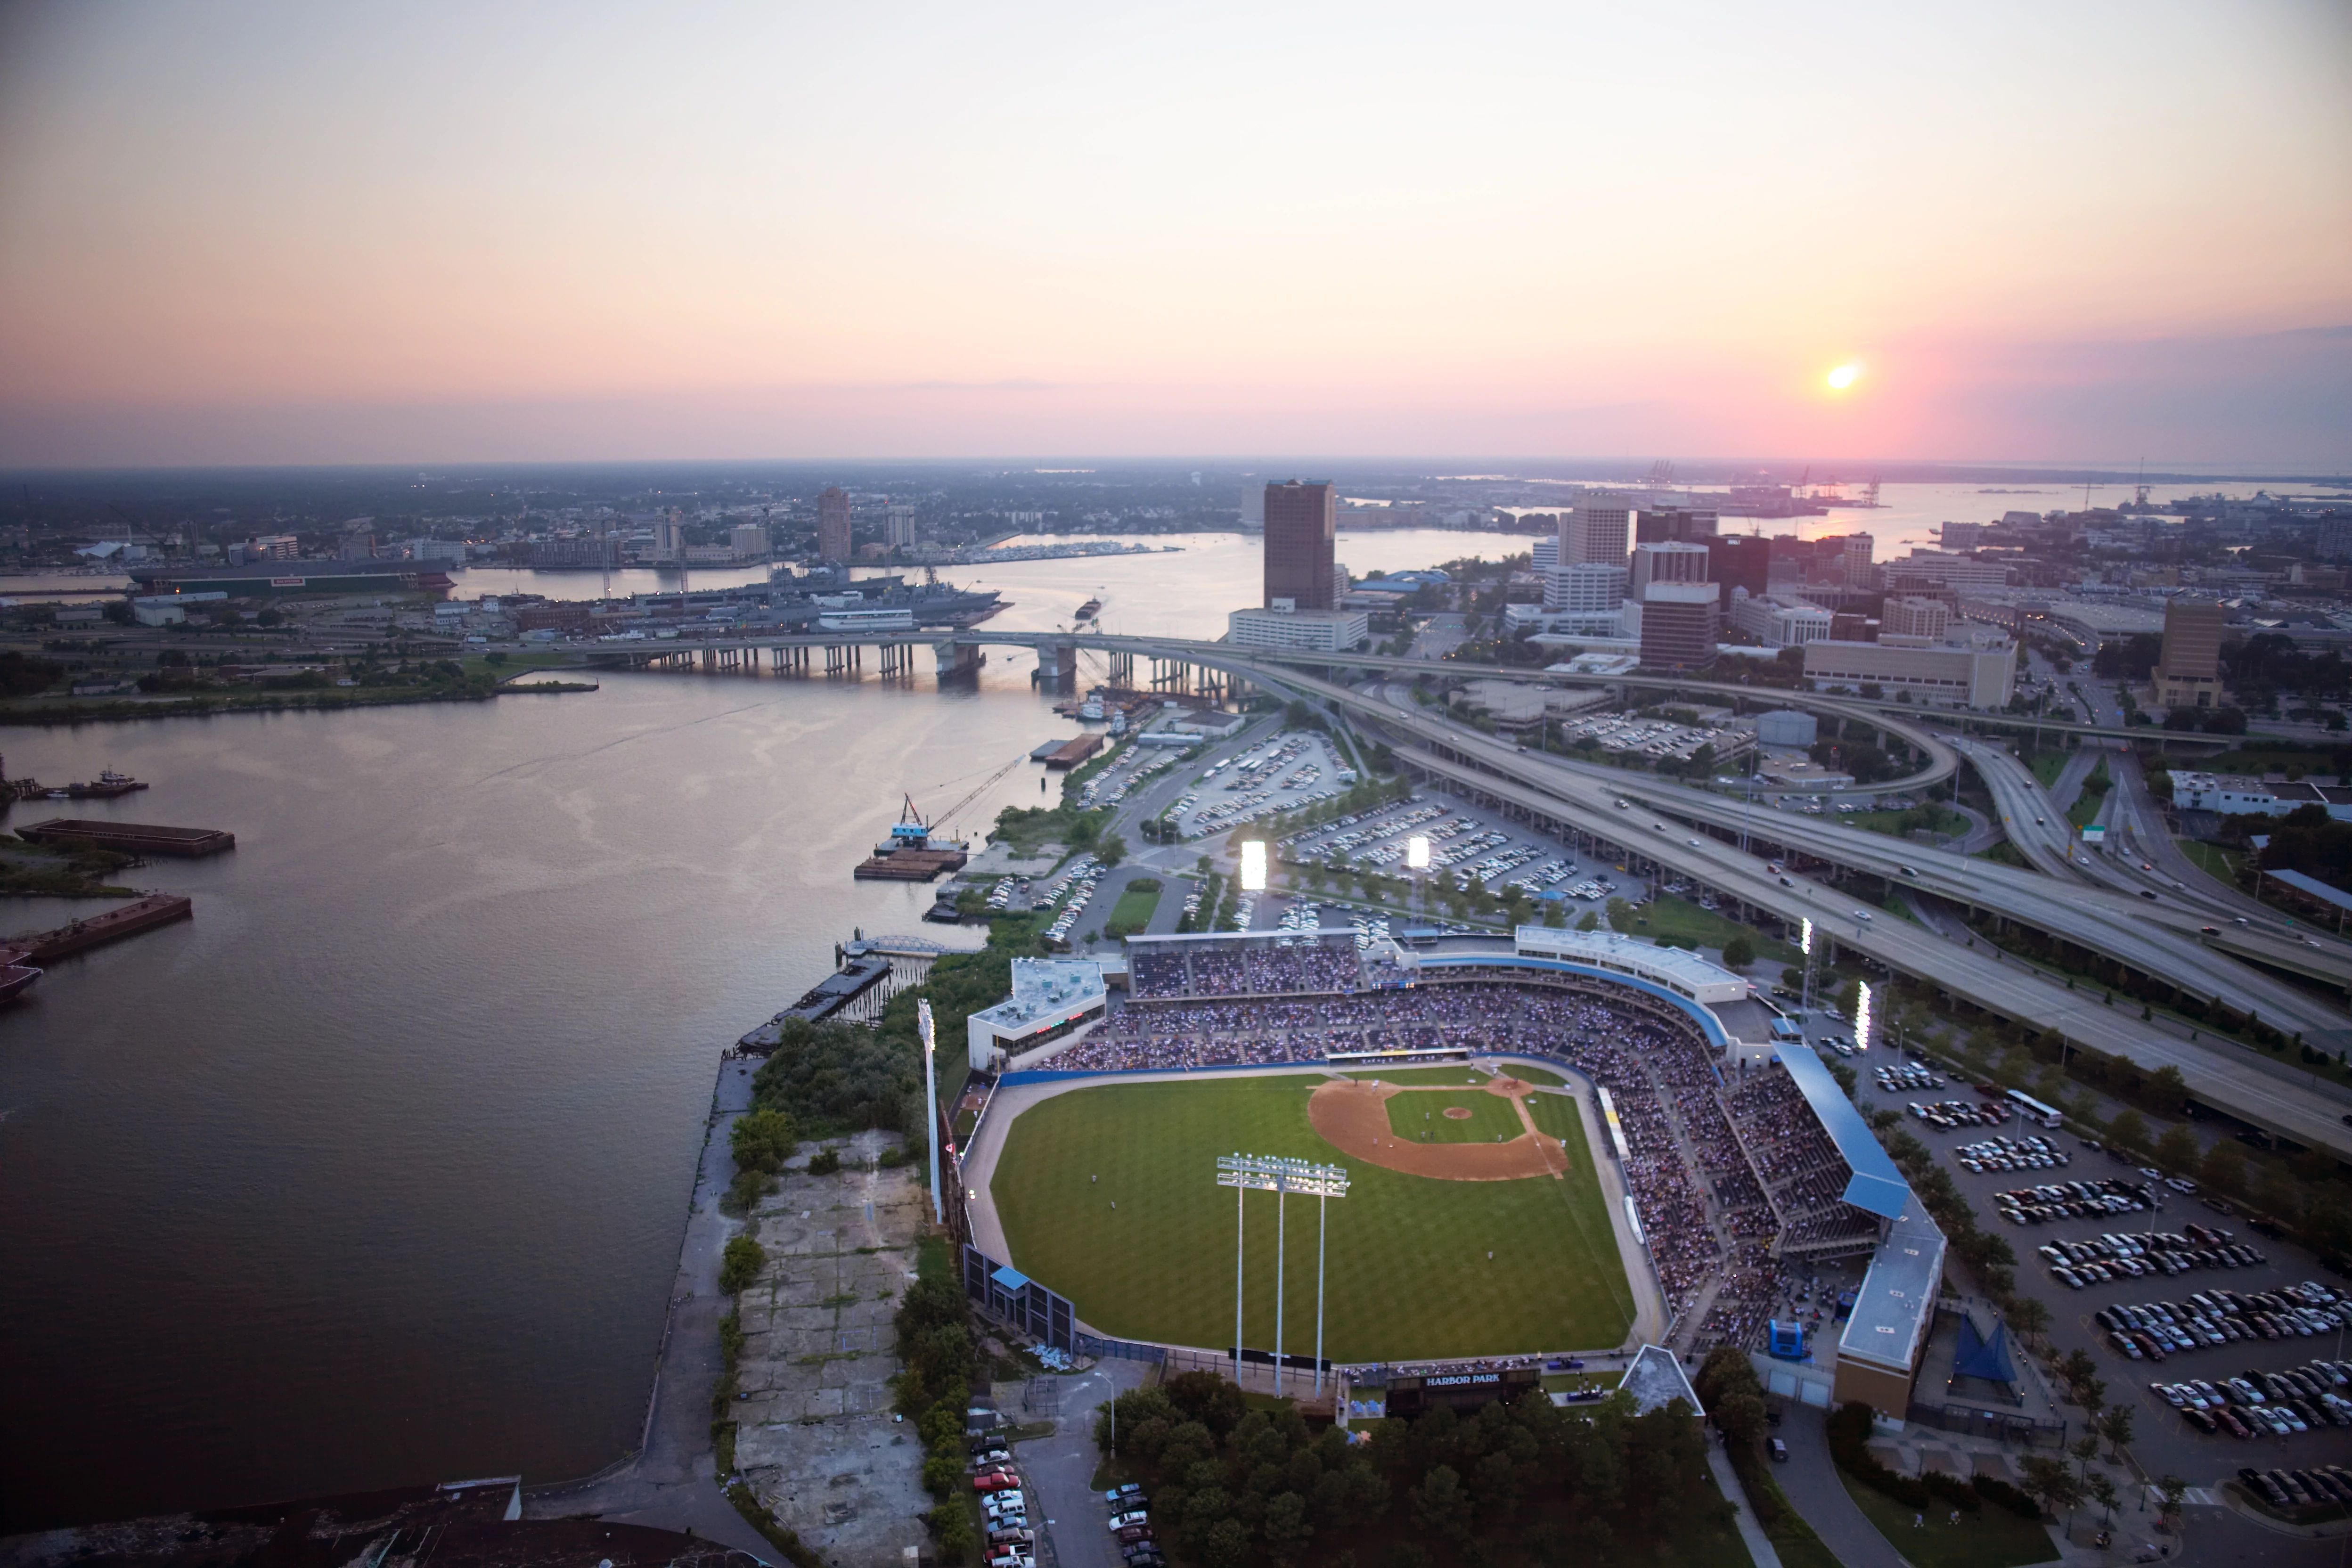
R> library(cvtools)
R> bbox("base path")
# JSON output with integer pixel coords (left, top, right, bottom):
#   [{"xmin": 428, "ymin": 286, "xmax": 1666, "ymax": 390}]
[{"xmin": 1307, "ymin": 1074, "xmax": 1568, "ymax": 1182}]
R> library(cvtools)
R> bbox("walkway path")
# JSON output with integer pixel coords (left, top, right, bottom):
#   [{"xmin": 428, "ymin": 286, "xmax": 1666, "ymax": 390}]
[
  {"xmin": 1771, "ymin": 1405, "xmax": 1911, "ymax": 1568},
  {"xmin": 1708, "ymin": 1445, "xmax": 1784, "ymax": 1568}
]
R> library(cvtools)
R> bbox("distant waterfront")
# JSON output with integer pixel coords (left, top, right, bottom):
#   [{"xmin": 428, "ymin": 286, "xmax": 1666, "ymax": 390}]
[{"xmin": 0, "ymin": 480, "xmax": 2317, "ymax": 1528}]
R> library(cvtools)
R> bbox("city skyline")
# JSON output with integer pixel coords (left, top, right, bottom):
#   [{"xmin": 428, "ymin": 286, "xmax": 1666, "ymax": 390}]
[{"xmin": 0, "ymin": 0, "xmax": 2347, "ymax": 468}]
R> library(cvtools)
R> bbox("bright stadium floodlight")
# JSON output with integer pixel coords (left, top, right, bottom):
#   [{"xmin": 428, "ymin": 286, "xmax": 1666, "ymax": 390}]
[
  {"xmin": 1216, "ymin": 1153, "xmax": 1349, "ymax": 1397},
  {"xmin": 1405, "ymin": 834, "xmax": 1430, "ymax": 871},
  {"xmin": 1799, "ymin": 918, "xmax": 1813, "ymax": 957},
  {"xmin": 1240, "ymin": 839, "xmax": 1267, "ymax": 892},
  {"xmin": 1856, "ymin": 980, "xmax": 1874, "ymax": 1051}
]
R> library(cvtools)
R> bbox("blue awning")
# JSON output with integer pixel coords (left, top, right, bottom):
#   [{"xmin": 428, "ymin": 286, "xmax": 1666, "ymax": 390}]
[
  {"xmin": 991, "ymin": 1265, "xmax": 1031, "ymax": 1292},
  {"xmin": 1776, "ymin": 1045, "xmax": 1913, "ymax": 1221}
]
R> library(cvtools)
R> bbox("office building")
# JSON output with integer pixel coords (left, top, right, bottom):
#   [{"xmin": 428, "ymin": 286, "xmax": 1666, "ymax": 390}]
[
  {"xmin": 1802, "ymin": 638, "xmax": 2017, "ymax": 708},
  {"xmin": 1630, "ymin": 541, "xmax": 1710, "ymax": 596},
  {"xmin": 817, "ymin": 486, "xmax": 852, "ymax": 563},
  {"xmin": 1226, "ymin": 604, "xmax": 1368, "ymax": 653},
  {"xmin": 1882, "ymin": 549, "xmax": 2012, "ymax": 594},
  {"xmin": 1635, "ymin": 506, "xmax": 1720, "ymax": 546},
  {"xmin": 655, "ymin": 515, "xmax": 686, "ymax": 564},
  {"xmin": 730, "ymin": 522, "xmax": 770, "ymax": 561},
  {"xmin": 1711, "ymin": 535, "xmax": 1771, "ymax": 607},
  {"xmin": 884, "ymin": 506, "xmax": 917, "ymax": 550},
  {"xmin": 1827, "ymin": 532, "xmax": 1874, "ymax": 585},
  {"xmin": 1638, "ymin": 581, "xmax": 1719, "ymax": 671},
  {"xmin": 1263, "ymin": 480, "xmax": 1338, "ymax": 610},
  {"xmin": 2155, "ymin": 597, "xmax": 2227, "ymax": 710},
  {"xmin": 1881, "ymin": 596, "xmax": 1950, "ymax": 642},
  {"xmin": 1728, "ymin": 591, "xmax": 1835, "ymax": 648},
  {"xmin": 1560, "ymin": 491, "xmax": 1633, "ymax": 567},
  {"xmin": 1543, "ymin": 563, "xmax": 1628, "ymax": 615},
  {"xmin": 1531, "ymin": 536, "xmax": 1558, "ymax": 572}
]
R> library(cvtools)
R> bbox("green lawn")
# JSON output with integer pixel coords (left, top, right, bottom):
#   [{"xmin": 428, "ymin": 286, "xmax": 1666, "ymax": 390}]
[
  {"xmin": 990, "ymin": 1074, "xmax": 1633, "ymax": 1359},
  {"xmin": 2177, "ymin": 838, "xmax": 2241, "ymax": 882},
  {"xmin": 1496, "ymin": 1063, "xmax": 1568, "ymax": 1087},
  {"xmin": 2023, "ymin": 750, "xmax": 2070, "ymax": 789},
  {"xmin": 1977, "ymin": 839, "xmax": 2032, "ymax": 868},
  {"xmin": 1836, "ymin": 1473, "xmax": 2057, "ymax": 1568},
  {"xmin": 2067, "ymin": 786, "xmax": 2107, "ymax": 832},
  {"xmin": 1102, "ymin": 880, "xmax": 1163, "ymax": 934},
  {"xmin": 1847, "ymin": 804, "xmax": 1971, "ymax": 840},
  {"xmin": 1385, "ymin": 1087, "xmax": 1524, "ymax": 1143},
  {"xmin": 1621, "ymin": 892, "xmax": 1798, "ymax": 964}
]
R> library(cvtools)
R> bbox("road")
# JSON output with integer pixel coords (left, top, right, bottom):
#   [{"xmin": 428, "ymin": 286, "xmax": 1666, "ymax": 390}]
[{"xmin": 1014, "ymin": 1361, "xmax": 1156, "ymax": 1568}]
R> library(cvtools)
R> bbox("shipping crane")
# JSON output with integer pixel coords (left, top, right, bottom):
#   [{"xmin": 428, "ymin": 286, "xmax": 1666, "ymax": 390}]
[{"xmin": 922, "ymin": 753, "xmax": 1027, "ymax": 843}]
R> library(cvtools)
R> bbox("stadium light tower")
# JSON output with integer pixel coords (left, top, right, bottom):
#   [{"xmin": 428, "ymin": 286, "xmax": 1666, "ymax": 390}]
[
  {"xmin": 1239, "ymin": 839, "xmax": 1267, "ymax": 893},
  {"xmin": 1799, "ymin": 917, "xmax": 1815, "ymax": 1015},
  {"xmin": 1855, "ymin": 980, "xmax": 1874, "ymax": 1052},
  {"xmin": 918, "ymin": 1000, "xmax": 943, "ymax": 1223},
  {"xmin": 1216, "ymin": 1153, "xmax": 1350, "ymax": 1398}
]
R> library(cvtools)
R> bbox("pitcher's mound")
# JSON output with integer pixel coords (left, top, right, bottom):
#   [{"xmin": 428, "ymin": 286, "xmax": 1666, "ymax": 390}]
[{"xmin": 1443, "ymin": 1106, "xmax": 1474, "ymax": 1120}]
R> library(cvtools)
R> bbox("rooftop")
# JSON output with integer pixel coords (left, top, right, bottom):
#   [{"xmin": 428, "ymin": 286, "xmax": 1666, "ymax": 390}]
[
  {"xmin": 1774, "ymin": 1044, "xmax": 1913, "ymax": 1221},
  {"xmin": 1513, "ymin": 925, "xmax": 1749, "ymax": 996},
  {"xmin": 1619, "ymin": 1343, "xmax": 1706, "ymax": 1415},
  {"xmin": 1838, "ymin": 1190, "xmax": 1949, "ymax": 1374},
  {"xmin": 970, "ymin": 957, "xmax": 1109, "ymax": 1031}
]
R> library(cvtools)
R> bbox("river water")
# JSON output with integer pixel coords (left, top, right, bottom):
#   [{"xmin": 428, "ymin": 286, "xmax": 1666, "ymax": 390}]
[{"xmin": 0, "ymin": 490, "xmax": 2307, "ymax": 1527}]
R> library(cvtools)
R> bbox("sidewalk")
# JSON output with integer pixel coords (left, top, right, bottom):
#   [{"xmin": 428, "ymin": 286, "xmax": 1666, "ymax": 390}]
[{"xmin": 1708, "ymin": 1445, "xmax": 1784, "ymax": 1568}]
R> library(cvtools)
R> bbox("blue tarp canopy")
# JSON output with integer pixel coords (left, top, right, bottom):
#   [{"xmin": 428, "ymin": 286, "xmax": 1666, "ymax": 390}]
[
  {"xmin": 991, "ymin": 1265, "xmax": 1031, "ymax": 1292},
  {"xmin": 1953, "ymin": 1315, "xmax": 2018, "ymax": 1385},
  {"xmin": 1775, "ymin": 1045, "xmax": 1913, "ymax": 1220}
]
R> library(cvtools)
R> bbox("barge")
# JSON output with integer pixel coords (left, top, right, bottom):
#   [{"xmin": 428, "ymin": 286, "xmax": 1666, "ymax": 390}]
[
  {"xmin": 0, "ymin": 892, "xmax": 194, "ymax": 966},
  {"xmin": 17, "ymin": 819, "xmax": 235, "ymax": 857},
  {"xmin": 853, "ymin": 796, "xmax": 969, "ymax": 882}
]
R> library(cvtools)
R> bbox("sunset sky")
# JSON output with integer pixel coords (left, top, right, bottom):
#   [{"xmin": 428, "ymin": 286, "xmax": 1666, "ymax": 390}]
[{"xmin": 1, "ymin": 0, "xmax": 2346, "ymax": 468}]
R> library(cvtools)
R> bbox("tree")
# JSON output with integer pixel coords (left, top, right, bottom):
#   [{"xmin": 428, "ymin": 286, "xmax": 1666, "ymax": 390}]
[
  {"xmin": 2007, "ymin": 1296, "xmax": 2051, "ymax": 1344},
  {"xmin": 2148, "ymin": 1064, "xmax": 2189, "ymax": 1109},
  {"xmin": 1576, "ymin": 911, "xmax": 1600, "ymax": 932},
  {"xmin": 2018, "ymin": 1454, "xmax": 2080, "ymax": 1519},
  {"xmin": 2068, "ymin": 1432, "xmax": 2102, "ymax": 1482},
  {"xmin": 2200, "ymin": 1138, "xmax": 2247, "ymax": 1195},
  {"xmin": 1410, "ymin": 1463, "xmax": 1470, "ymax": 1541},
  {"xmin": 2097, "ymin": 1404, "xmax": 2135, "ymax": 1461},
  {"xmin": 1097, "ymin": 833, "xmax": 1128, "ymax": 868},
  {"xmin": 2085, "ymin": 1470, "xmax": 2120, "ymax": 1526},
  {"xmin": 731, "ymin": 1107, "xmax": 798, "ymax": 1176},
  {"xmin": 2105, "ymin": 1108, "xmax": 2149, "ymax": 1152},
  {"xmin": 2152, "ymin": 1124, "xmax": 2201, "ymax": 1176},
  {"xmin": 1721, "ymin": 933, "xmax": 1756, "ymax": 970},
  {"xmin": 1198, "ymin": 1517, "xmax": 1249, "ymax": 1568},
  {"xmin": 1259, "ymin": 1491, "xmax": 1313, "ymax": 1563},
  {"xmin": 719, "ymin": 1233, "xmax": 767, "ymax": 1294}
]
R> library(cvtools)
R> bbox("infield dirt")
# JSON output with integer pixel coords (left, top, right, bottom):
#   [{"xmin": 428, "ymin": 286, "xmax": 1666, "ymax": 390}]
[{"xmin": 1310, "ymin": 1075, "xmax": 1569, "ymax": 1181}]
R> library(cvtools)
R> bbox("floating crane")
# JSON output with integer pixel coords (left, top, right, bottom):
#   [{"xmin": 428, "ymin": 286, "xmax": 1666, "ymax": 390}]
[{"xmin": 920, "ymin": 753, "xmax": 1027, "ymax": 843}]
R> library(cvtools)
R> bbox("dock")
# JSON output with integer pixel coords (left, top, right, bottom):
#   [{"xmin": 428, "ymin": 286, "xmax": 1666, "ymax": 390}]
[
  {"xmin": 17, "ymin": 819, "xmax": 235, "ymax": 857},
  {"xmin": 0, "ymin": 892, "xmax": 194, "ymax": 966}
]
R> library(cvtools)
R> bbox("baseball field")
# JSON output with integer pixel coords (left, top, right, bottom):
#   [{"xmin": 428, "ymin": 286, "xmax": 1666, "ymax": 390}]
[{"xmin": 987, "ymin": 1070, "xmax": 1637, "ymax": 1360}]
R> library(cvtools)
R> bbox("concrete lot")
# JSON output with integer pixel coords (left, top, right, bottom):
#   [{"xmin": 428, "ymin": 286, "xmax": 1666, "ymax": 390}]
[{"xmin": 732, "ymin": 1135, "xmax": 932, "ymax": 1568}]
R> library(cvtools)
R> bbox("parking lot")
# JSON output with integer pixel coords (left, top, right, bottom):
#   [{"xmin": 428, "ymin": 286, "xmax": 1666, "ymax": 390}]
[
  {"xmin": 1274, "ymin": 793, "xmax": 1625, "ymax": 905},
  {"xmin": 1167, "ymin": 730, "xmax": 1357, "ymax": 839},
  {"xmin": 1846, "ymin": 1063, "xmax": 2352, "ymax": 1486}
]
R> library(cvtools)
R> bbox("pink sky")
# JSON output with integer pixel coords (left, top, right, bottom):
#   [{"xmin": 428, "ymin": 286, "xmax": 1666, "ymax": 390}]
[{"xmin": 1, "ymin": 0, "xmax": 2347, "ymax": 467}]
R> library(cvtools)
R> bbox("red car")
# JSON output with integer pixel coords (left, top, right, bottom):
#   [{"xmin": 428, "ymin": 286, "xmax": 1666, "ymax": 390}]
[{"xmin": 974, "ymin": 1471, "xmax": 1021, "ymax": 1492}]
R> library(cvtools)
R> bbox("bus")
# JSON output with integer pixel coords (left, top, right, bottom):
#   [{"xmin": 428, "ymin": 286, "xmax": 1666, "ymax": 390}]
[{"xmin": 2007, "ymin": 1090, "xmax": 2064, "ymax": 1128}]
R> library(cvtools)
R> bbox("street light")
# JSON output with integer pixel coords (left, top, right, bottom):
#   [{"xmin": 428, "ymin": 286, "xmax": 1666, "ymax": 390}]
[
  {"xmin": 1216, "ymin": 1153, "xmax": 1350, "ymax": 1397},
  {"xmin": 918, "ymin": 1000, "xmax": 943, "ymax": 1224}
]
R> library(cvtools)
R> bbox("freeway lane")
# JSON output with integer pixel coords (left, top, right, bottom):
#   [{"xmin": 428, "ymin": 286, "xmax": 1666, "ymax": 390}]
[
  {"xmin": 1301, "ymin": 670, "xmax": 2352, "ymax": 1042},
  {"xmin": 1373, "ymin": 736, "xmax": 2352, "ymax": 1161}
]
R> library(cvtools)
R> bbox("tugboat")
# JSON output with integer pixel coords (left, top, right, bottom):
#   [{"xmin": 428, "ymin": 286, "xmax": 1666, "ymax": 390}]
[{"xmin": 64, "ymin": 769, "xmax": 148, "ymax": 800}]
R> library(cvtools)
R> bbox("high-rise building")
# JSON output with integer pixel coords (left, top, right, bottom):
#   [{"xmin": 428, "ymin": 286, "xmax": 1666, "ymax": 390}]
[
  {"xmin": 1881, "ymin": 596, "xmax": 1950, "ymax": 642},
  {"xmin": 2156, "ymin": 597, "xmax": 2227, "ymax": 709},
  {"xmin": 1263, "ymin": 480, "xmax": 1337, "ymax": 610},
  {"xmin": 817, "ymin": 486, "xmax": 852, "ymax": 563},
  {"xmin": 885, "ymin": 506, "xmax": 917, "ymax": 550},
  {"xmin": 1531, "ymin": 536, "xmax": 1558, "ymax": 572},
  {"xmin": 656, "ymin": 513, "xmax": 687, "ymax": 563},
  {"xmin": 730, "ymin": 522, "xmax": 770, "ymax": 561},
  {"xmin": 1710, "ymin": 535, "xmax": 1771, "ymax": 607},
  {"xmin": 1542, "ymin": 563, "xmax": 1628, "ymax": 615},
  {"xmin": 1638, "ymin": 582, "xmax": 1720, "ymax": 671},
  {"xmin": 1559, "ymin": 491, "xmax": 1633, "ymax": 567},
  {"xmin": 1630, "ymin": 541, "xmax": 1710, "ymax": 597},
  {"xmin": 1634, "ymin": 506, "xmax": 1720, "ymax": 546},
  {"xmin": 1828, "ymin": 532, "xmax": 1875, "ymax": 585}
]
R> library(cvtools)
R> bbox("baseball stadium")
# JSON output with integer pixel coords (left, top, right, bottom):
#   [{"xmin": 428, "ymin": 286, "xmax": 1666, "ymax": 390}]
[{"xmin": 949, "ymin": 924, "xmax": 1946, "ymax": 1415}]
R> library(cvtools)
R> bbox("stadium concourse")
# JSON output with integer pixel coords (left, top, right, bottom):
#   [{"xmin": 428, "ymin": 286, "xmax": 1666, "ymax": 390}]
[{"xmin": 967, "ymin": 927, "xmax": 1943, "ymax": 1415}]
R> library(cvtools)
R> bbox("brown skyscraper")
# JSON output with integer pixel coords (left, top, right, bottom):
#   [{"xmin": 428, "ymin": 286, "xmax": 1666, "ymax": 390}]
[
  {"xmin": 817, "ymin": 486, "xmax": 852, "ymax": 563},
  {"xmin": 1263, "ymin": 480, "xmax": 1337, "ymax": 609}
]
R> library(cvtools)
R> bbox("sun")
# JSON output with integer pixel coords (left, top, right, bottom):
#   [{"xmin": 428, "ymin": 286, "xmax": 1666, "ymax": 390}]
[{"xmin": 1826, "ymin": 362, "xmax": 1862, "ymax": 392}]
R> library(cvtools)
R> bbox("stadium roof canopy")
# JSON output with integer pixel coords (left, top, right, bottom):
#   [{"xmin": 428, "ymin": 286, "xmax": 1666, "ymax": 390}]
[{"xmin": 1775, "ymin": 1044, "xmax": 1912, "ymax": 1220}]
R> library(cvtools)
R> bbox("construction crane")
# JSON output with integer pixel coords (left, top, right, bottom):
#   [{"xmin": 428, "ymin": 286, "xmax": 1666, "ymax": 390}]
[{"xmin": 925, "ymin": 753, "xmax": 1027, "ymax": 842}]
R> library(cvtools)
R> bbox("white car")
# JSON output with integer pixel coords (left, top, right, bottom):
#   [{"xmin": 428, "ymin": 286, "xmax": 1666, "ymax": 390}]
[{"xmin": 1109, "ymin": 1510, "xmax": 1152, "ymax": 1531}]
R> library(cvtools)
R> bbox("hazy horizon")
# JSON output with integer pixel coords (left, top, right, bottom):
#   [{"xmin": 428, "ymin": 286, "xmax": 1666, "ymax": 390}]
[{"xmin": 3, "ymin": 0, "xmax": 2347, "ymax": 468}]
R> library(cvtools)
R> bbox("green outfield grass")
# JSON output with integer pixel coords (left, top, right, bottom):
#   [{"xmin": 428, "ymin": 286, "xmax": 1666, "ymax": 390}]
[
  {"xmin": 1386, "ymin": 1087, "xmax": 1524, "ymax": 1143},
  {"xmin": 1520, "ymin": 1089, "xmax": 1584, "ymax": 1144},
  {"xmin": 1495, "ymin": 1063, "xmax": 1569, "ymax": 1087},
  {"xmin": 990, "ymin": 1074, "xmax": 1634, "ymax": 1359}
]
